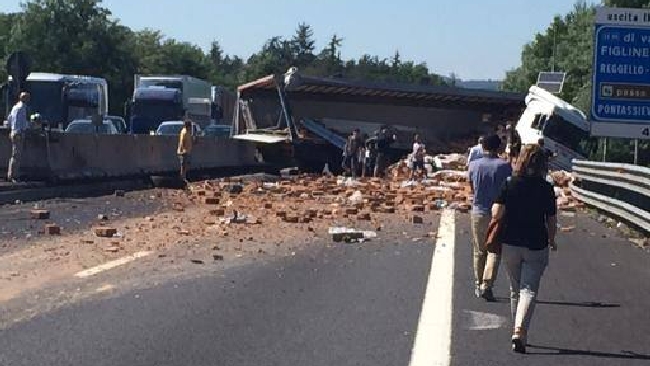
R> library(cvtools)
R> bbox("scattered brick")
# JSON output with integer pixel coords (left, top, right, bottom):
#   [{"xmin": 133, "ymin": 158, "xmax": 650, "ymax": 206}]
[
  {"xmin": 94, "ymin": 227, "xmax": 117, "ymax": 238},
  {"xmin": 45, "ymin": 224, "xmax": 61, "ymax": 235},
  {"xmin": 411, "ymin": 215, "xmax": 424, "ymax": 224},
  {"xmin": 204, "ymin": 197, "xmax": 220, "ymax": 205},
  {"xmin": 31, "ymin": 209, "xmax": 50, "ymax": 220}
]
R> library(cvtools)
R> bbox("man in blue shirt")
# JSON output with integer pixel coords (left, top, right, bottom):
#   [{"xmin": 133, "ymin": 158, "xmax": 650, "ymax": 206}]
[
  {"xmin": 468, "ymin": 134, "xmax": 512, "ymax": 301},
  {"xmin": 6, "ymin": 92, "xmax": 30, "ymax": 182}
]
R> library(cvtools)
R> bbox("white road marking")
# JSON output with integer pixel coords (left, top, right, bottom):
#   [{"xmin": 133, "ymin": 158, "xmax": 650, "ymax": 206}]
[
  {"xmin": 465, "ymin": 310, "xmax": 507, "ymax": 331},
  {"xmin": 75, "ymin": 251, "xmax": 152, "ymax": 278},
  {"xmin": 408, "ymin": 209, "xmax": 455, "ymax": 366}
]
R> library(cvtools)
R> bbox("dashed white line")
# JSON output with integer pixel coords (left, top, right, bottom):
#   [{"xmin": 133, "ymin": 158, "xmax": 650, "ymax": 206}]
[
  {"xmin": 408, "ymin": 209, "xmax": 455, "ymax": 366},
  {"xmin": 75, "ymin": 251, "xmax": 152, "ymax": 278}
]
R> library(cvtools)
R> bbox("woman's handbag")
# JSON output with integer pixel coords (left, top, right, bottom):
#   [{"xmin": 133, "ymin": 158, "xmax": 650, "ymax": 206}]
[
  {"xmin": 484, "ymin": 217, "xmax": 504, "ymax": 254},
  {"xmin": 483, "ymin": 179, "xmax": 509, "ymax": 254}
]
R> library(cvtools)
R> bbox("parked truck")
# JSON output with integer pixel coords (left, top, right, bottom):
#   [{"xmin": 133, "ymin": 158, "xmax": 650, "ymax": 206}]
[
  {"xmin": 129, "ymin": 75, "xmax": 211, "ymax": 134},
  {"xmin": 2, "ymin": 72, "xmax": 108, "ymax": 129}
]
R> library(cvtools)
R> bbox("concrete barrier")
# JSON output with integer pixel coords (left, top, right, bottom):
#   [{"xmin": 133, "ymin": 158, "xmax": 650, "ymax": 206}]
[{"xmin": 0, "ymin": 128, "xmax": 257, "ymax": 181}]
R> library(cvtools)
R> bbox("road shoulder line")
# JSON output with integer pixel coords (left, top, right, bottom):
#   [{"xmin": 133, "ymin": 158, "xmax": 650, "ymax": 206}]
[{"xmin": 408, "ymin": 209, "xmax": 455, "ymax": 366}]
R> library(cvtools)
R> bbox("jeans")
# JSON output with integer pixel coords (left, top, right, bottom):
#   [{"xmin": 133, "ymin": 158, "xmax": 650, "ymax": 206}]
[
  {"xmin": 502, "ymin": 244, "xmax": 549, "ymax": 332},
  {"xmin": 470, "ymin": 212, "xmax": 500, "ymax": 289}
]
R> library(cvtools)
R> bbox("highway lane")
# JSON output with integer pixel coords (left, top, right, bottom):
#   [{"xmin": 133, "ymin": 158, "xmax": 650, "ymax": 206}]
[{"xmin": 0, "ymin": 211, "xmax": 648, "ymax": 366}]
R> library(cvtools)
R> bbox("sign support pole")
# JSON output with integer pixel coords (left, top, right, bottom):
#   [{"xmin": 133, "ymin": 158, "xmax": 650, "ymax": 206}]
[
  {"xmin": 603, "ymin": 138, "xmax": 608, "ymax": 162},
  {"xmin": 634, "ymin": 139, "xmax": 639, "ymax": 165}
]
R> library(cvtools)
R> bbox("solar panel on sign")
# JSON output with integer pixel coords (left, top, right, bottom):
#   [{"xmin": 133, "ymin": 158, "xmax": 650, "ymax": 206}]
[{"xmin": 536, "ymin": 72, "xmax": 566, "ymax": 93}]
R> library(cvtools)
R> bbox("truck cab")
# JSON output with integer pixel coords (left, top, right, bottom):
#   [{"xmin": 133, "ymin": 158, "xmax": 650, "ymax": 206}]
[
  {"xmin": 516, "ymin": 86, "xmax": 597, "ymax": 170},
  {"xmin": 130, "ymin": 87, "xmax": 183, "ymax": 134}
]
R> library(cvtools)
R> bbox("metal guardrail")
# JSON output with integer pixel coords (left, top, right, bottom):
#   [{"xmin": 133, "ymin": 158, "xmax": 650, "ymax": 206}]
[{"xmin": 571, "ymin": 159, "xmax": 650, "ymax": 233}]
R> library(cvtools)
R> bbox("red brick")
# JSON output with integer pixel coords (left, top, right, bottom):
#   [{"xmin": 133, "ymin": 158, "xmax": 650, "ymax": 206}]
[
  {"xmin": 284, "ymin": 216, "xmax": 300, "ymax": 223},
  {"xmin": 209, "ymin": 208, "xmax": 226, "ymax": 216},
  {"xmin": 345, "ymin": 208, "xmax": 359, "ymax": 215},
  {"xmin": 31, "ymin": 209, "xmax": 50, "ymax": 220},
  {"xmin": 357, "ymin": 212, "xmax": 371, "ymax": 220},
  {"xmin": 411, "ymin": 205, "xmax": 426, "ymax": 212},
  {"xmin": 204, "ymin": 197, "xmax": 220, "ymax": 205},
  {"xmin": 45, "ymin": 224, "xmax": 61, "ymax": 235},
  {"xmin": 94, "ymin": 227, "xmax": 117, "ymax": 238}
]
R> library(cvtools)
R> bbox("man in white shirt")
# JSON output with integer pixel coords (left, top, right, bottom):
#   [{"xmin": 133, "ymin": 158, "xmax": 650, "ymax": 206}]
[
  {"xmin": 7, "ymin": 92, "xmax": 30, "ymax": 182},
  {"xmin": 467, "ymin": 136, "xmax": 485, "ymax": 167},
  {"xmin": 410, "ymin": 134, "xmax": 426, "ymax": 180}
]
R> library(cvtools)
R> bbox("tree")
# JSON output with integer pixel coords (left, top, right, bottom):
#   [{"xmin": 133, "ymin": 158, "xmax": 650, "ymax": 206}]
[
  {"xmin": 502, "ymin": 2, "xmax": 593, "ymax": 110},
  {"xmin": 5, "ymin": 0, "xmax": 139, "ymax": 114},
  {"xmin": 291, "ymin": 23, "xmax": 316, "ymax": 67}
]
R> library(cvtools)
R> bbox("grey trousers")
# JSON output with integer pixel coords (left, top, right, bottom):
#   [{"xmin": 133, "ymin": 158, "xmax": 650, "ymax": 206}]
[
  {"xmin": 8, "ymin": 133, "xmax": 24, "ymax": 181},
  {"xmin": 502, "ymin": 244, "xmax": 549, "ymax": 332}
]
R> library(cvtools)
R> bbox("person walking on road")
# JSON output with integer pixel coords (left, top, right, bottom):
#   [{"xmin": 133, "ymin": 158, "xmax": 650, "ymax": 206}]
[
  {"xmin": 491, "ymin": 144, "xmax": 557, "ymax": 354},
  {"xmin": 410, "ymin": 134, "xmax": 426, "ymax": 180},
  {"xmin": 468, "ymin": 134, "xmax": 512, "ymax": 301},
  {"xmin": 467, "ymin": 135, "xmax": 485, "ymax": 167},
  {"xmin": 505, "ymin": 123, "xmax": 521, "ymax": 163},
  {"xmin": 177, "ymin": 120, "xmax": 193, "ymax": 184},
  {"xmin": 342, "ymin": 129, "xmax": 363, "ymax": 179},
  {"xmin": 6, "ymin": 92, "xmax": 30, "ymax": 182}
]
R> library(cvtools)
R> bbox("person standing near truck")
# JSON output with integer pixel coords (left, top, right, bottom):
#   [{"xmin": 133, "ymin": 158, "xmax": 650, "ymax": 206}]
[
  {"xmin": 342, "ymin": 129, "xmax": 363, "ymax": 178},
  {"xmin": 6, "ymin": 92, "xmax": 30, "ymax": 182},
  {"xmin": 177, "ymin": 119, "xmax": 193, "ymax": 183},
  {"xmin": 410, "ymin": 134, "xmax": 426, "ymax": 180},
  {"xmin": 375, "ymin": 127, "xmax": 396, "ymax": 178}
]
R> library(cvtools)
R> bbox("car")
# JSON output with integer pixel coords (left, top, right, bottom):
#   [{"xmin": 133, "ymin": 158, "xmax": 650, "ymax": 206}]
[
  {"xmin": 203, "ymin": 124, "xmax": 231, "ymax": 138},
  {"xmin": 155, "ymin": 121, "xmax": 202, "ymax": 136},
  {"xmin": 65, "ymin": 119, "xmax": 119, "ymax": 134},
  {"xmin": 105, "ymin": 115, "xmax": 128, "ymax": 134}
]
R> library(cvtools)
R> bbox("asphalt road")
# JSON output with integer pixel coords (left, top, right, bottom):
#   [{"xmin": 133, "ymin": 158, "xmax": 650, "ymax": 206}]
[{"xmin": 0, "ymin": 211, "xmax": 648, "ymax": 366}]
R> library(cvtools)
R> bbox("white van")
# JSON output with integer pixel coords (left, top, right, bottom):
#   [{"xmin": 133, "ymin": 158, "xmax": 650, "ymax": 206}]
[{"xmin": 516, "ymin": 86, "xmax": 597, "ymax": 171}]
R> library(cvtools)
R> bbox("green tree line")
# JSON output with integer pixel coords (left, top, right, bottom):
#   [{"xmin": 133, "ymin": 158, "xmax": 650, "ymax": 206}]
[
  {"xmin": 503, "ymin": 0, "xmax": 650, "ymax": 165},
  {"xmin": 0, "ymin": 0, "xmax": 446, "ymax": 116}
]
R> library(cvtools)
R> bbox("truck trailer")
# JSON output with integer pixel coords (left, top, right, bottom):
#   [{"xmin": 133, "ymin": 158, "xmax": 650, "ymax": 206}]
[{"xmin": 129, "ymin": 75, "xmax": 211, "ymax": 134}]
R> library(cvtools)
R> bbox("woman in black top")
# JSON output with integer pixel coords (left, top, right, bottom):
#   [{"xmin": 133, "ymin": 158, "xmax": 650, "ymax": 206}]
[{"xmin": 492, "ymin": 144, "xmax": 558, "ymax": 354}]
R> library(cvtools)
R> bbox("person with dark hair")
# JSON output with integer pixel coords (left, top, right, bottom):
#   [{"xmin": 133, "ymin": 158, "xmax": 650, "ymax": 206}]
[
  {"xmin": 7, "ymin": 92, "xmax": 31, "ymax": 182},
  {"xmin": 492, "ymin": 144, "xmax": 557, "ymax": 354},
  {"xmin": 468, "ymin": 134, "xmax": 512, "ymax": 302},
  {"xmin": 374, "ymin": 127, "xmax": 396, "ymax": 177},
  {"xmin": 342, "ymin": 129, "xmax": 363, "ymax": 178},
  {"xmin": 410, "ymin": 134, "xmax": 426, "ymax": 180},
  {"xmin": 506, "ymin": 123, "xmax": 522, "ymax": 163},
  {"xmin": 177, "ymin": 119, "xmax": 193, "ymax": 183}
]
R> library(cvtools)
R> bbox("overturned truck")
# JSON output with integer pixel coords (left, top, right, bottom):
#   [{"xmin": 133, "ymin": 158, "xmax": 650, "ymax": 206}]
[{"xmin": 231, "ymin": 69, "xmax": 525, "ymax": 172}]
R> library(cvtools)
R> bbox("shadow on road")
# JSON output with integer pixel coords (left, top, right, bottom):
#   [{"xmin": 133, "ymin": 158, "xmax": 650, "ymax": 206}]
[
  {"xmin": 536, "ymin": 300, "xmax": 620, "ymax": 308},
  {"xmin": 527, "ymin": 344, "xmax": 650, "ymax": 360},
  {"xmin": 493, "ymin": 297, "xmax": 620, "ymax": 308}
]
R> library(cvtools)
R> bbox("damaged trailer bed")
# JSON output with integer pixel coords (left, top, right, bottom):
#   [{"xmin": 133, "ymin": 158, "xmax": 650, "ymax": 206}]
[{"xmin": 230, "ymin": 69, "xmax": 525, "ymax": 172}]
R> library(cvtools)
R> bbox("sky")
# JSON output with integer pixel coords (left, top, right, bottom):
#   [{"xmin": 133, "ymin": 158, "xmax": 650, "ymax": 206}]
[{"xmin": 1, "ymin": 0, "xmax": 599, "ymax": 80}]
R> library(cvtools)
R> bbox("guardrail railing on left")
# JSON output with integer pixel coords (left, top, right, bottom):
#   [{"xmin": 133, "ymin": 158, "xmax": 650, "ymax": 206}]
[{"xmin": 571, "ymin": 159, "xmax": 650, "ymax": 233}]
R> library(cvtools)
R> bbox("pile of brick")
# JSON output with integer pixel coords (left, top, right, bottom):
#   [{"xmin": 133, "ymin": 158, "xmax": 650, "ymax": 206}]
[
  {"xmin": 387, "ymin": 153, "xmax": 467, "ymax": 180},
  {"xmin": 550, "ymin": 170, "xmax": 584, "ymax": 211},
  {"xmin": 182, "ymin": 172, "xmax": 473, "ymax": 237}
]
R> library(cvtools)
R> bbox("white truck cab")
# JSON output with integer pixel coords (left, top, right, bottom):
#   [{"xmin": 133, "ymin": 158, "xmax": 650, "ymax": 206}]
[{"xmin": 515, "ymin": 86, "xmax": 595, "ymax": 171}]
